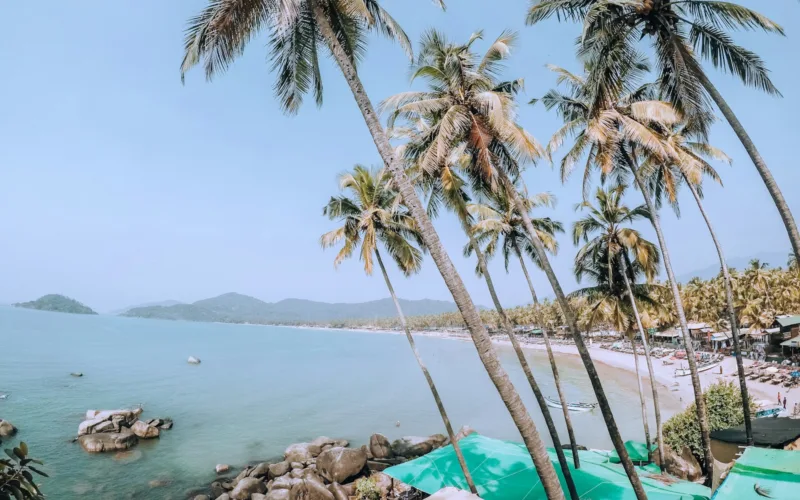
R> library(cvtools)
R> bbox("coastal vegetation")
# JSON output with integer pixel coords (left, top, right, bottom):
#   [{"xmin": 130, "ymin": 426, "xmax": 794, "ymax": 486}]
[
  {"xmin": 0, "ymin": 442, "xmax": 47, "ymax": 500},
  {"xmin": 13, "ymin": 295, "xmax": 97, "ymax": 315},
  {"xmin": 179, "ymin": 0, "xmax": 790, "ymax": 497}
]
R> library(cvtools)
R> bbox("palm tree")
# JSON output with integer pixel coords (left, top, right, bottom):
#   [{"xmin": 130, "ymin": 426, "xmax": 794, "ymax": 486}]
[
  {"xmin": 527, "ymin": 0, "xmax": 800, "ymax": 283},
  {"xmin": 320, "ymin": 165, "xmax": 476, "ymax": 492},
  {"xmin": 469, "ymin": 189, "xmax": 584, "ymax": 470},
  {"xmin": 382, "ymin": 29, "xmax": 646, "ymax": 497},
  {"xmin": 572, "ymin": 185, "xmax": 664, "ymax": 468},
  {"xmin": 179, "ymin": 4, "xmax": 566, "ymax": 495}
]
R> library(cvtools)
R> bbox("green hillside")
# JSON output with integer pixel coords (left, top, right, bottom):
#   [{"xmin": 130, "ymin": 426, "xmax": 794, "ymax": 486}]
[
  {"xmin": 14, "ymin": 294, "xmax": 97, "ymax": 315},
  {"xmin": 121, "ymin": 293, "xmax": 459, "ymax": 325}
]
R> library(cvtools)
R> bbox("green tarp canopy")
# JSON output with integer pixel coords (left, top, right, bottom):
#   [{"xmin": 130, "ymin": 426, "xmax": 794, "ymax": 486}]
[
  {"xmin": 385, "ymin": 434, "xmax": 711, "ymax": 499},
  {"xmin": 712, "ymin": 447, "xmax": 800, "ymax": 499},
  {"xmin": 609, "ymin": 441, "xmax": 657, "ymax": 464}
]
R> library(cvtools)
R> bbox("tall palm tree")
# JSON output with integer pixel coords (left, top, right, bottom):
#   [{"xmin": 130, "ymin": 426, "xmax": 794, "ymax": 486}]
[
  {"xmin": 469, "ymin": 189, "xmax": 584, "ymax": 470},
  {"xmin": 537, "ymin": 52, "xmax": 716, "ymax": 478},
  {"xmin": 179, "ymin": 4, "xmax": 566, "ymax": 495},
  {"xmin": 383, "ymin": 29, "xmax": 646, "ymax": 497},
  {"xmin": 527, "ymin": 0, "xmax": 800, "ymax": 280},
  {"xmin": 320, "ymin": 165, "xmax": 476, "ymax": 492},
  {"xmin": 572, "ymin": 185, "xmax": 664, "ymax": 468}
]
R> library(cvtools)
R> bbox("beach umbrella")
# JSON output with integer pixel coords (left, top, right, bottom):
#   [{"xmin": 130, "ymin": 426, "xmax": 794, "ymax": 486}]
[
  {"xmin": 790, "ymin": 371, "xmax": 800, "ymax": 378},
  {"xmin": 766, "ymin": 367, "xmax": 779, "ymax": 374}
]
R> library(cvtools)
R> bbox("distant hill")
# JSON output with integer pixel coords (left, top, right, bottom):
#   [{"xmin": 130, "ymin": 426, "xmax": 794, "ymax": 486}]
[
  {"xmin": 675, "ymin": 250, "xmax": 790, "ymax": 283},
  {"xmin": 111, "ymin": 300, "xmax": 183, "ymax": 315},
  {"xmin": 14, "ymin": 294, "xmax": 97, "ymax": 315},
  {"xmin": 122, "ymin": 292, "xmax": 460, "ymax": 325}
]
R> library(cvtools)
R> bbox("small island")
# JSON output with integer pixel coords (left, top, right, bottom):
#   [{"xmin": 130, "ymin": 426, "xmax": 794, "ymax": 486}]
[{"xmin": 14, "ymin": 294, "xmax": 97, "ymax": 315}]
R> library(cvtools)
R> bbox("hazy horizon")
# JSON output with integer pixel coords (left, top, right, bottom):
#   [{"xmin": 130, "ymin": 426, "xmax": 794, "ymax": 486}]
[{"xmin": 2, "ymin": 1, "xmax": 797, "ymax": 313}]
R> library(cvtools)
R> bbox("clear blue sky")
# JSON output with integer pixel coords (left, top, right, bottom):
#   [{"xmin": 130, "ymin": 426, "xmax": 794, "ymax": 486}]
[{"xmin": 1, "ymin": 0, "xmax": 797, "ymax": 313}]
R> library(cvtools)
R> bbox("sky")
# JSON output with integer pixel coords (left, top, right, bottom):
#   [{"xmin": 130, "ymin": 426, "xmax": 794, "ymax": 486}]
[{"xmin": 0, "ymin": 0, "xmax": 798, "ymax": 313}]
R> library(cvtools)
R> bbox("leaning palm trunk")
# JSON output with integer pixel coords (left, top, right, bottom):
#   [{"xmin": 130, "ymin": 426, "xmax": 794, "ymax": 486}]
[
  {"xmin": 628, "ymin": 329, "xmax": 652, "ymax": 455},
  {"xmin": 627, "ymin": 156, "xmax": 713, "ymax": 480},
  {"xmin": 467, "ymin": 230, "xmax": 579, "ymax": 500},
  {"xmin": 312, "ymin": 10, "xmax": 565, "ymax": 499},
  {"xmin": 686, "ymin": 182, "xmax": 752, "ymax": 445},
  {"xmin": 496, "ymin": 171, "xmax": 648, "ymax": 500},
  {"xmin": 515, "ymin": 243, "xmax": 580, "ymax": 469},
  {"xmin": 695, "ymin": 69, "xmax": 800, "ymax": 261},
  {"xmin": 374, "ymin": 249, "xmax": 477, "ymax": 493},
  {"xmin": 619, "ymin": 257, "xmax": 663, "ymax": 468}
]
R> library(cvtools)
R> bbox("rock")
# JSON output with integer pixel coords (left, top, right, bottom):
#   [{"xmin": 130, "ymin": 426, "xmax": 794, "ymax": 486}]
[
  {"xmin": 369, "ymin": 433, "xmax": 392, "ymax": 459},
  {"xmin": 308, "ymin": 436, "xmax": 335, "ymax": 455},
  {"xmin": 252, "ymin": 494, "xmax": 267, "ymax": 500},
  {"xmin": 78, "ymin": 409, "xmax": 142, "ymax": 435},
  {"xmin": 285, "ymin": 443, "xmax": 314, "ymax": 463},
  {"xmin": 249, "ymin": 462, "xmax": 270, "ymax": 478},
  {"xmin": 290, "ymin": 462, "xmax": 304, "ymax": 470},
  {"xmin": 230, "ymin": 477, "xmax": 266, "ymax": 500},
  {"xmin": 290, "ymin": 469, "xmax": 303, "ymax": 479},
  {"xmin": 193, "ymin": 496, "xmax": 211, "ymax": 500},
  {"xmin": 269, "ymin": 461, "xmax": 292, "ymax": 479},
  {"xmin": 78, "ymin": 430, "xmax": 138, "ymax": 453},
  {"xmin": 328, "ymin": 484, "xmax": 349, "ymax": 500},
  {"xmin": 289, "ymin": 480, "xmax": 334, "ymax": 500},
  {"xmin": 0, "ymin": 419, "xmax": 18, "ymax": 437},
  {"xmin": 235, "ymin": 467, "xmax": 254, "ymax": 484},
  {"xmin": 391, "ymin": 435, "xmax": 444, "ymax": 458},
  {"xmin": 210, "ymin": 481, "xmax": 227, "ymax": 497},
  {"xmin": 161, "ymin": 420, "xmax": 174, "ymax": 430},
  {"xmin": 662, "ymin": 444, "xmax": 702, "ymax": 482},
  {"xmin": 149, "ymin": 478, "xmax": 172, "ymax": 488},
  {"xmin": 188, "ymin": 356, "xmax": 201, "ymax": 364},
  {"xmin": 271, "ymin": 475, "xmax": 301, "ymax": 491},
  {"xmin": 367, "ymin": 460, "xmax": 390, "ymax": 472},
  {"xmin": 371, "ymin": 472, "xmax": 409, "ymax": 497},
  {"xmin": 131, "ymin": 420, "xmax": 160, "ymax": 439},
  {"xmin": 428, "ymin": 487, "xmax": 482, "ymax": 499},
  {"xmin": 452, "ymin": 425, "xmax": 477, "ymax": 443},
  {"xmin": 266, "ymin": 489, "xmax": 290, "ymax": 500},
  {"xmin": 93, "ymin": 421, "xmax": 116, "ymax": 433},
  {"xmin": 216, "ymin": 495, "xmax": 230, "ymax": 500},
  {"xmin": 560, "ymin": 443, "xmax": 588, "ymax": 451},
  {"xmin": 112, "ymin": 449, "xmax": 142, "ymax": 463},
  {"xmin": 316, "ymin": 446, "xmax": 367, "ymax": 484},
  {"xmin": 216, "ymin": 464, "xmax": 230, "ymax": 474}
]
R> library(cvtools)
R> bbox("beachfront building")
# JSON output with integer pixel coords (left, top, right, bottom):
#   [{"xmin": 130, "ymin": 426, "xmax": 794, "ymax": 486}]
[
  {"xmin": 710, "ymin": 331, "xmax": 733, "ymax": 353},
  {"xmin": 710, "ymin": 417, "xmax": 800, "ymax": 464},
  {"xmin": 653, "ymin": 330, "xmax": 683, "ymax": 345}
]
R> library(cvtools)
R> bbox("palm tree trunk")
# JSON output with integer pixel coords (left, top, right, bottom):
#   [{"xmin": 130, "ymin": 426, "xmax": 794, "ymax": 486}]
[
  {"xmin": 496, "ymin": 171, "xmax": 648, "ymax": 500},
  {"xmin": 312, "ymin": 9, "xmax": 565, "ymax": 498},
  {"xmin": 515, "ymin": 243, "xmax": 580, "ymax": 469},
  {"xmin": 374, "ymin": 249, "xmax": 477, "ymax": 494},
  {"xmin": 629, "ymin": 331, "xmax": 652, "ymax": 455},
  {"xmin": 627, "ymin": 152, "xmax": 714, "ymax": 480},
  {"xmin": 619, "ymin": 256, "xmax": 663, "ymax": 468},
  {"xmin": 696, "ymin": 70, "xmax": 800, "ymax": 261},
  {"xmin": 686, "ymin": 181, "xmax": 753, "ymax": 445},
  {"xmin": 467, "ymin": 229, "xmax": 579, "ymax": 500}
]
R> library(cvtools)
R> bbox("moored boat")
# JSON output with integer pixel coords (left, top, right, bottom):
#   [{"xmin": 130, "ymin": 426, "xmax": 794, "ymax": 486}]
[
  {"xmin": 544, "ymin": 396, "xmax": 597, "ymax": 412},
  {"xmin": 673, "ymin": 361, "xmax": 720, "ymax": 377}
]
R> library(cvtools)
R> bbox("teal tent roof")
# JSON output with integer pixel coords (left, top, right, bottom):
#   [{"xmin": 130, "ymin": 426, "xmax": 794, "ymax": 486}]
[
  {"xmin": 385, "ymin": 434, "xmax": 711, "ymax": 499},
  {"xmin": 609, "ymin": 441, "xmax": 657, "ymax": 464},
  {"xmin": 712, "ymin": 447, "xmax": 800, "ymax": 499},
  {"xmin": 775, "ymin": 316, "xmax": 800, "ymax": 328}
]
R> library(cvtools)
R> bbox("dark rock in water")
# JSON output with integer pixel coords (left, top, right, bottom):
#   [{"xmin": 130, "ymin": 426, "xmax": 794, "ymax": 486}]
[
  {"xmin": 78, "ymin": 429, "xmax": 138, "ymax": 453},
  {"xmin": 230, "ymin": 477, "xmax": 265, "ymax": 499},
  {"xmin": 70, "ymin": 372, "xmax": 84, "ymax": 377},
  {"xmin": 560, "ymin": 443, "xmax": 588, "ymax": 451},
  {"xmin": 216, "ymin": 464, "xmax": 230, "ymax": 474},
  {"xmin": 148, "ymin": 478, "xmax": 172, "ymax": 488},
  {"xmin": 131, "ymin": 420, "xmax": 160, "ymax": 439},
  {"xmin": 210, "ymin": 481, "xmax": 227, "ymax": 498},
  {"xmin": 0, "ymin": 419, "xmax": 18, "ymax": 437},
  {"xmin": 369, "ymin": 433, "xmax": 392, "ymax": 459},
  {"xmin": 316, "ymin": 446, "xmax": 367, "ymax": 484}
]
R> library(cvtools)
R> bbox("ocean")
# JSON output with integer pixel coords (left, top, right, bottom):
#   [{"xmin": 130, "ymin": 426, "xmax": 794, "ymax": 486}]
[{"xmin": 0, "ymin": 306, "xmax": 679, "ymax": 499}]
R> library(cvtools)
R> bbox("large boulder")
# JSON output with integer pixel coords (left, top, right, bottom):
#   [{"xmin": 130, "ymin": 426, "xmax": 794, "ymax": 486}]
[
  {"xmin": 0, "ymin": 419, "xmax": 17, "ymax": 437},
  {"xmin": 369, "ymin": 433, "xmax": 392, "ymax": 459},
  {"xmin": 266, "ymin": 490, "xmax": 290, "ymax": 500},
  {"xmin": 78, "ymin": 409, "xmax": 142, "ymax": 435},
  {"xmin": 230, "ymin": 477, "xmax": 266, "ymax": 500},
  {"xmin": 289, "ymin": 480, "xmax": 334, "ymax": 500},
  {"xmin": 78, "ymin": 430, "xmax": 138, "ymax": 453},
  {"xmin": 328, "ymin": 484, "xmax": 349, "ymax": 500},
  {"xmin": 250, "ymin": 462, "xmax": 271, "ymax": 478},
  {"xmin": 285, "ymin": 443, "xmax": 315, "ymax": 463},
  {"xmin": 269, "ymin": 461, "xmax": 292, "ymax": 479},
  {"xmin": 316, "ymin": 446, "xmax": 367, "ymax": 484},
  {"xmin": 662, "ymin": 444, "xmax": 703, "ymax": 482},
  {"xmin": 391, "ymin": 435, "xmax": 446, "ymax": 458},
  {"xmin": 271, "ymin": 475, "xmax": 301, "ymax": 491},
  {"xmin": 131, "ymin": 420, "xmax": 160, "ymax": 439}
]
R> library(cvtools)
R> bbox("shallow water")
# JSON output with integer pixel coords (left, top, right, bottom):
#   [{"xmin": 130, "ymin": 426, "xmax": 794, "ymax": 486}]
[{"xmin": 0, "ymin": 306, "xmax": 679, "ymax": 499}]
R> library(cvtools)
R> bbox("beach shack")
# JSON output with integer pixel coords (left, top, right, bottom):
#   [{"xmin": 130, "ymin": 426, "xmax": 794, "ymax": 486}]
[
  {"xmin": 710, "ymin": 417, "xmax": 800, "ymax": 464},
  {"xmin": 710, "ymin": 331, "xmax": 733, "ymax": 352},
  {"xmin": 654, "ymin": 329, "xmax": 683, "ymax": 345},
  {"xmin": 712, "ymin": 447, "xmax": 800, "ymax": 499},
  {"xmin": 680, "ymin": 322, "xmax": 713, "ymax": 345}
]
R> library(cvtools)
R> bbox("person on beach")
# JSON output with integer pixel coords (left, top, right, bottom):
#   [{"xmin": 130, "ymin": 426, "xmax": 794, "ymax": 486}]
[
  {"xmin": 784, "ymin": 397, "xmax": 787, "ymax": 409},
  {"xmin": 778, "ymin": 391, "xmax": 781, "ymax": 404}
]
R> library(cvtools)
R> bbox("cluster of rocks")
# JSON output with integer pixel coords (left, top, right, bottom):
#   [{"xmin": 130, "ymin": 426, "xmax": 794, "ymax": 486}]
[
  {"xmin": 76, "ymin": 408, "xmax": 173, "ymax": 453},
  {"xmin": 0, "ymin": 418, "xmax": 17, "ymax": 442},
  {"xmin": 193, "ymin": 428, "xmax": 475, "ymax": 500}
]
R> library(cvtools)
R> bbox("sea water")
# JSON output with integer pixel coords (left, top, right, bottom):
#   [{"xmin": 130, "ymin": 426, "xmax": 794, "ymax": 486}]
[{"xmin": 0, "ymin": 306, "xmax": 679, "ymax": 499}]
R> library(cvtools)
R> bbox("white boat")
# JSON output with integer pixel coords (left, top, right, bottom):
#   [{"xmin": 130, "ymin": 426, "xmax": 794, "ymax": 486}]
[
  {"xmin": 674, "ymin": 362, "xmax": 720, "ymax": 377},
  {"xmin": 545, "ymin": 396, "xmax": 597, "ymax": 412}
]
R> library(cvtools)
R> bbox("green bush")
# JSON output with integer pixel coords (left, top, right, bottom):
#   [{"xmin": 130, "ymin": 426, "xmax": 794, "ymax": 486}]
[
  {"xmin": 354, "ymin": 476, "xmax": 381, "ymax": 500},
  {"xmin": 0, "ymin": 441, "xmax": 48, "ymax": 499},
  {"xmin": 663, "ymin": 380, "xmax": 756, "ymax": 463}
]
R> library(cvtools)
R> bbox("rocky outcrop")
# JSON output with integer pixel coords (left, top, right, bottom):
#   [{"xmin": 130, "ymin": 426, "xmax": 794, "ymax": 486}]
[
  {"xmin": 316, "ymin": 446, "xmax": 367, "ymax": 484},
  {"xmin": 131, "ymin": 420, "xmax": 160, "ymax": 439},
  {"xmin": 78, "ymin": 429, "xmax": 138, "ymax": 453},
  {"xmin": 269, "ymin": 461, "xmax": 292, "ymax": 479},
  {"xmin": 230, "ymin": 477, "xmax": 266, "ymax": 499},
  {"xmin": 661, "ymin": 444, "xmax": 703, "ymax": 482},
  {"xmin": 285, "ymin": 443, "xmax": 315, "ymax": 463},
  {"xmin": 79, "ymin": 409, "xmax": 142, "ymax": 435},
  {"xmin": 391, "ymin": 434, "xmax": 447, "ymax": 458},
  {"xmin": 289, "ymin": 479, "xmax": 334, "ymax": 500},
  {"xmin": 369, "ymin": 433, "xmax": 392, "ymax": 459},
  {"xmin": 0, "ymin": 419, "xmax": 17, "ymax": 437},
  {"xmin": 266, "ymin": 489, "xmax": 290, "ymax": 500}
]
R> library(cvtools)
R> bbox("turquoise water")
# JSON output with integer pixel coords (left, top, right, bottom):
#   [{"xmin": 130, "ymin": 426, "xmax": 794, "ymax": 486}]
[{"xmin": 0, "ymin": 306, "xmax": 679, "ymax": 499}]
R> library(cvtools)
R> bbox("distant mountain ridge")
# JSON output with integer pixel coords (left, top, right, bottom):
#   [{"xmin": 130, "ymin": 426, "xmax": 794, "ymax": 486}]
[
  {"xmin": 121, "ymin": 292, "xmax": 461, "ymax": 325},
  {"xmin": 675, "ymin": 250, "xmax": 790, "ymax": 283},
  {"xmin": 111, "ymin": 300, "xmax": 183, "ymax": 315}
]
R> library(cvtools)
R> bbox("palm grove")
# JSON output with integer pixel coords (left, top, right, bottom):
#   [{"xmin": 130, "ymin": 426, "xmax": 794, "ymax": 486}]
[{"xmin": 180, "ymin": 1, "xmax": 791, "ymax": 498}]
